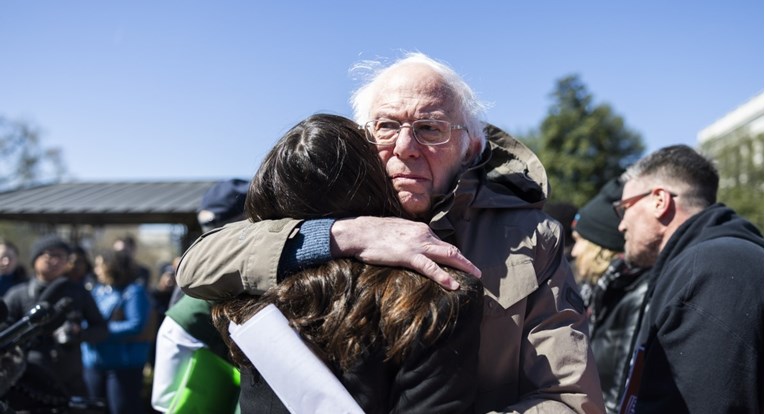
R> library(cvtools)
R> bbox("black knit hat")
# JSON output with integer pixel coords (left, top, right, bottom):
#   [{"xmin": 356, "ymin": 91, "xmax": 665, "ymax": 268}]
[
  {"xmin": 574, "ymin": 178, "xmax": 625, "ymax": 252},
  {"xmin": 29, "ymin": 235, "xmax": 72, "ymax": 265},
  {"xmin": 197, "ymin": 179, "xmax": 249, "ymax": 230}
]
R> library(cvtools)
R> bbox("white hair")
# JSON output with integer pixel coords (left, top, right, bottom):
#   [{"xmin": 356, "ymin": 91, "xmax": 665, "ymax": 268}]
[{"xmin": 349, "ymin": 52, "xmax": 489, "ymax": 160}]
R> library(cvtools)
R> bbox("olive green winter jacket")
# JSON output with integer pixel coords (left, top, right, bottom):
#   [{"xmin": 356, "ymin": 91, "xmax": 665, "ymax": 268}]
[{"xmin": 177, "ymin": 125, "xmax": 604, "ymax": 414}]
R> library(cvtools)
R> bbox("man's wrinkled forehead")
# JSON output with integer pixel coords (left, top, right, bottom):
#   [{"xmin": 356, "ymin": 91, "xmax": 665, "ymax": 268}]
[{"xmin": 371, "ymin": 64, "xmax": 459, "ymax": 119}]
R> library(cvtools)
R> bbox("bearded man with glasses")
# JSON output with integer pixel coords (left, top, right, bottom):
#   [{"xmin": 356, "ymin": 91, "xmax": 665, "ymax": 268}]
[
  {"xmin": 177, "ymin": 52, "xmax": 604, "ymax": 413},
  {"xmin": 614, "ymin": 145, "xmax": 763, "ymax": 413}
]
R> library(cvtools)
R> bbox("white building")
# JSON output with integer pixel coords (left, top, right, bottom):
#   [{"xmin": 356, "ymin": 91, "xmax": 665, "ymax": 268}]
[{"xmin": 698, "ymin": 92, "xmax": 764, "ymax": 189}]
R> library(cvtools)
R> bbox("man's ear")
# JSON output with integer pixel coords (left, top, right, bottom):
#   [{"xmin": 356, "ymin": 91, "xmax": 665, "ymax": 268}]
[
  {"xmin": 462, "ymin": 138, "xmax": 482, "ymax": 166},
  {"xmin": 653, "ymin": 188, "xmax": 674, "ymax": 220}
]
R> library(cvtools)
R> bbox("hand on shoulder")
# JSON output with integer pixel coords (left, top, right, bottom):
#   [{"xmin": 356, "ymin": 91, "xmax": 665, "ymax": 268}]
[{"xmin": 330, "ymin": 216, "xmax": 481, "ymax": 290}]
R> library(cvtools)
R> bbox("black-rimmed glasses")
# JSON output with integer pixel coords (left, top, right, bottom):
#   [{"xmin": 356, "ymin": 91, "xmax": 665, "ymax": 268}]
[{"xmin": 360, "ymin": 119, "xmax": 468, "ymax": 146}]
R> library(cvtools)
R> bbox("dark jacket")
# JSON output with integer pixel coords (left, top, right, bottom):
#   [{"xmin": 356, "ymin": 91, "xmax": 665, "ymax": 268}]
[
  {"xmin": 238, "ymin": 275, "xmax": 484, "ymax": 414},
  {"xmin": 585, "ymin": 258, "xmax": 649, "ymax": 414},
  {"xmin": 343, "ymin": 276, "xmax": 483, "ymax": 414},
  {"xmin": 3, "ymin": 277, "xmax": 109, "ymax": 396},
  {"xmin": 0, "ymin": 267, "xmax": 27, "ymax": 297},
  {"xmin": 632, "ymin": 204, "xmax": 763, "ymax": 413}
]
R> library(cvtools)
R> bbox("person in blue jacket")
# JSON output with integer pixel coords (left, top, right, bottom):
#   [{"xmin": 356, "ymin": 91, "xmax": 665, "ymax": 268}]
[{"xmin": 81, "ymin": 250, "xmax": 153, "ymax": 414}]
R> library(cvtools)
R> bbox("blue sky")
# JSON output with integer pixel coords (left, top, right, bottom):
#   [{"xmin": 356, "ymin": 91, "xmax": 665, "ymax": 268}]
[{"xmin": 1, "ymin": 1, "xmax": 762, "ymax": 182}]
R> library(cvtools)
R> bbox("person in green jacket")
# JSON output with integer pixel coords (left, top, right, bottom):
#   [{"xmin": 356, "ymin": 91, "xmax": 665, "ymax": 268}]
[{"xmin": 151, "ymin": 179, "xmax": 249, "ymax": 413}]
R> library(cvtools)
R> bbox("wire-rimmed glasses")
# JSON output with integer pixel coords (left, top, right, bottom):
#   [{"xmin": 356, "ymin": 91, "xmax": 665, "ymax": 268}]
[{"xmin": 360, "ymin": 119, "xmax": 468, "ymax": 146}]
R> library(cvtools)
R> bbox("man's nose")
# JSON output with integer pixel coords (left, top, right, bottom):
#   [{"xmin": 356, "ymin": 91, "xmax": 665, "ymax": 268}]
[{"xmin": 393, "ymin": 126, "xmax": 420, "ymax": 158}]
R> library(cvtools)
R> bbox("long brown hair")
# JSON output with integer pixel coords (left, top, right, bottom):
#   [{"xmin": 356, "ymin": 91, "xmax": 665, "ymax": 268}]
[
  {"xmin": 212, "ymin": 114, "xmax": 481, "ymax": 370},
  {"xmin": 245, "ymin": 113, "xmax": 405, "ymax": 221}
]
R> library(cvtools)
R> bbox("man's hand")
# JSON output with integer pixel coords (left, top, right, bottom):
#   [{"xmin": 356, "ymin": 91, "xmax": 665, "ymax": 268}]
[{"xmin": 330, "ymin": 217, "xmax": 481, "ymax": 290}]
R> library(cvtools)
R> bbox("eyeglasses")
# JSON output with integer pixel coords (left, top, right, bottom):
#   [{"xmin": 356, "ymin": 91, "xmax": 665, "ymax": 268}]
[
  {"xmin": 40, "ymin": 251, "xmax": 68, "ymax": 261},
  {"xmin": 612, "ymin": 189, "xmax": 677, "ymax": 219},
  {"xmin": 361, "ymin": 119, "xmax": 468, "ymax": 146}
]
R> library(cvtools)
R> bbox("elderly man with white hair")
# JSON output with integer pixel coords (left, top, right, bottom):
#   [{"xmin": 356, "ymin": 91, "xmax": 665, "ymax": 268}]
[{"xmin": 177, "ymin": 53, "xmax": 604, "ymax": 413}]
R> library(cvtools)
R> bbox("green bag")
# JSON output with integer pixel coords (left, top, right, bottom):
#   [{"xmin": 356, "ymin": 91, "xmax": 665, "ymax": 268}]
[{"xmin": 167, "ymin": 348, "xmax": 241, "ymax": 414}]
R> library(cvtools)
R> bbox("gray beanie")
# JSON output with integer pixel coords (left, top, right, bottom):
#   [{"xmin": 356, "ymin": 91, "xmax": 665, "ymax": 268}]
[{"xmin": 29, "ymin": 235, "xmax": 71, "ymax": 265}]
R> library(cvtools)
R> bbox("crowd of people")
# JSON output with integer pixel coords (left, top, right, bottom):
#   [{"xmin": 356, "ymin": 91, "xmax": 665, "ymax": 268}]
[
  {"xmin": 0, "ymin": 235, "xmax": 181, "ymax": 414},
  {"xmin": 0, "ymin": 52, "xmax": 762, "ymax": 414}
]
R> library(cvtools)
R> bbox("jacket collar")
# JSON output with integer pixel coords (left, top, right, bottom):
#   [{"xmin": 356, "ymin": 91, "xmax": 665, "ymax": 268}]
[{"xmin": 429, "ymin": 123, "xmax": 549, "ymax": 238}]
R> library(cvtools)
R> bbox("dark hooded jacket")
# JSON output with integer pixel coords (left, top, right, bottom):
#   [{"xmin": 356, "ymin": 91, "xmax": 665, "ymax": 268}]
[
  {"xmin": 631, "ymin": 204, "xmax": 763, "ymax": 413},
  {"xmin": 3, "ymin": 277, "xmax": 109, "ymax": 396}
]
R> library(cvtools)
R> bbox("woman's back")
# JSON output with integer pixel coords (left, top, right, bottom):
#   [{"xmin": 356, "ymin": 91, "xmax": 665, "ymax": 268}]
[
  {"xmin": 338, "ymin": 263, "xmax": 483, "ymax": 413},
  {"xmin": 222, "ymin": 260, "xmax": 483, "ymax": 413},
  {"xmin": 213, "ymin": 114, "xmax": 484, "ymax": 413}
]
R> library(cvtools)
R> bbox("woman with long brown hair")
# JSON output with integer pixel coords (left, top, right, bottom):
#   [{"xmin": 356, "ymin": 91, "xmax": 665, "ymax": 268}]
[{"xmin": 212, "ymin": 113, "xmax": 483, "ymax": 413}]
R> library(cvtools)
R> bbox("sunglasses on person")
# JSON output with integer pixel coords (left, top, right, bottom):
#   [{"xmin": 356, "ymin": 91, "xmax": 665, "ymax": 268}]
[{"xmin": 612, "ymin": 189, "xmax": 677, "ymax": 219}]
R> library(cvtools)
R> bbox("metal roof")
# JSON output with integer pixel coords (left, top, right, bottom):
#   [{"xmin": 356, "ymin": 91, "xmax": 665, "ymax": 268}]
[{"xmin": 0, "ymin": 181, "xmax": 221, "ymax": 227}]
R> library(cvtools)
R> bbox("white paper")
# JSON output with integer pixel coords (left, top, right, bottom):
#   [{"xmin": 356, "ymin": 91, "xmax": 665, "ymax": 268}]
[{"xmin": 229, "ymin": 304, "xmax": 363, "ymax": 414}]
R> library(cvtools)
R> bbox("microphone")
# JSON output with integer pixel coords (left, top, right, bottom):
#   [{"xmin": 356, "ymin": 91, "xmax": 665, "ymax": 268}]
[
  {"xmin": 37, "ymin": 276, "xmax": 71, "ymax": 304},
  {"xmin": 36, "ymin": 277, "xmax": 75, "ymax": 329},
  {"xmin": 0, "ymin": 298, "xmax": 73, "ymax": 352},
  {"xmin": 0, "ymin": 302, "xmax": 52, "ymax": 352}
]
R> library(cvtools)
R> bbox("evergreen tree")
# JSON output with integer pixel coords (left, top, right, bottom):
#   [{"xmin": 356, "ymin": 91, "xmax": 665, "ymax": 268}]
[{"xmin": 532, "ymin": 75, "xmax": 644, "ymax": 206}]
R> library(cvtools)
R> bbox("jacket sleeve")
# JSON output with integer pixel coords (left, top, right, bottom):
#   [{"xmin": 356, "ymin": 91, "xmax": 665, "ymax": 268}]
[
  {"xmin": 176, "ymin": 218, "xmax": 302, "ymax": 300},
  {"xmin": 79, "ymin": 286, "xmax": 109, "ymax": 344},
  {"xmin": 501, "ymin": 219, "xmax": 605, "ymax": 414},
  {"xmin": 2, "ymin": 288, "xmax": 24, "ymax": 324},
  {"xmin": 108, "ymin": 284, "xmax": 151, "ymax": 339},
  {"xmin": 151, "ymin": 317, "xmax": 207, "ymax": 412}
]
